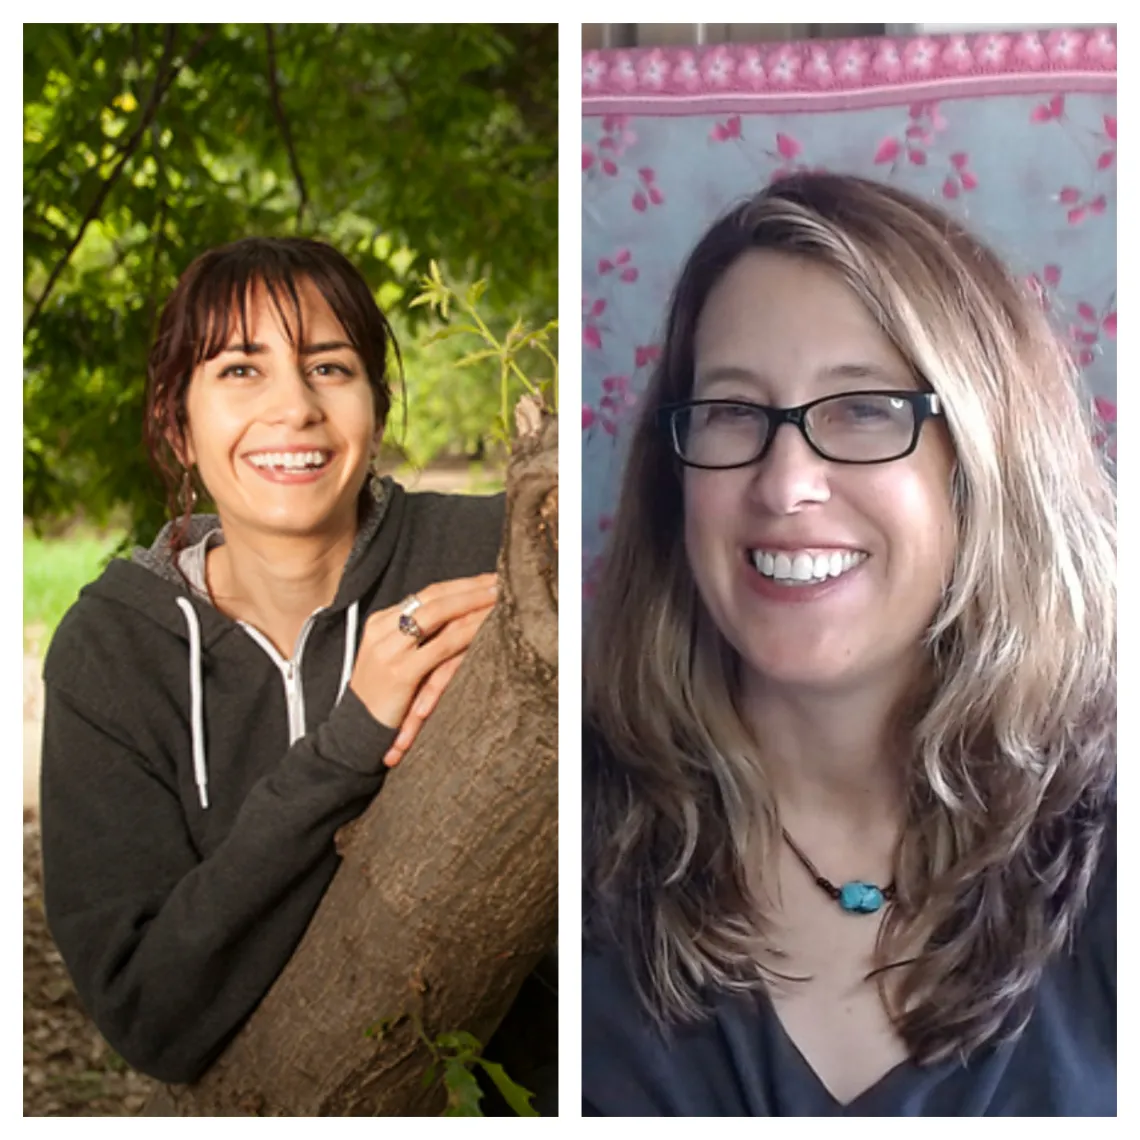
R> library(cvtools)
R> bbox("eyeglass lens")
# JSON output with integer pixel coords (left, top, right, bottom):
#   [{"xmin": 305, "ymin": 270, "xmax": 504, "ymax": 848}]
[{"xmin": 677, "ymin": 393, "xmax": 919, "ymax": 466}]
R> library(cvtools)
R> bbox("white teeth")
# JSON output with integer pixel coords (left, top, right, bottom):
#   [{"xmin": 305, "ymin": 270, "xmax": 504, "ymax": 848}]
[
  {"xmin": 791, "ymin": 553, "xmax": 814, "ymax": 582},
  {"xmin": 249, "ymin": 450, "xmax": 330, "ymax": 471},
  {"xmin": 750, "ymin": 548, "xmax": 867, "ymax": 585}
]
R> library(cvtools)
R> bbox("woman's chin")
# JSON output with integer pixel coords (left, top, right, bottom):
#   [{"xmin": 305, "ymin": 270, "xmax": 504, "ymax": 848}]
[
  {"xmin": 222, "ymin": 497, "xmax": 359, "ymax": 542},
  {"xmin": 736, "ymin": 644, "xmax": 867, "ymax": 695}
]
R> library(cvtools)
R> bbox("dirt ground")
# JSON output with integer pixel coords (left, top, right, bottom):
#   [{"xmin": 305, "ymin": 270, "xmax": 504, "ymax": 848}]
[{"xmin": 24, "ymin": 819, "xmax": 158, "ymax": 1115}]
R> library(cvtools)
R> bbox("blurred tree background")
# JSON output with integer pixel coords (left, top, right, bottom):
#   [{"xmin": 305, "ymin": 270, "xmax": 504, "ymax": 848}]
[{"xmin": 23, "ymin": 22, "xmax": 558, "ymax": 546}]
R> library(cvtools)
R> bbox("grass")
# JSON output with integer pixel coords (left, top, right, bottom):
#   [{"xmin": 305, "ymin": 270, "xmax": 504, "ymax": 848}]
[{"xmin": 23, "ymin": 526, "xmax": 126, "ymax": 653}]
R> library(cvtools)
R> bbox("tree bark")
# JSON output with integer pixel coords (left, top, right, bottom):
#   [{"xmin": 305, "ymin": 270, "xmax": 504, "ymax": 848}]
[{"xmin": 146, "ymin": 404, "xmax": 558, "ymax": 1115}]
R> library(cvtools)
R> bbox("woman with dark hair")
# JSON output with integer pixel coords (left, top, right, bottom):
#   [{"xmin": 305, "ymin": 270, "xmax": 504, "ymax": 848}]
[
  {"xmin": 39, "ymin": 237, "xmax": 550, "ymax": 1103},
  {"xmin": 582, "ymin": 174, "xmax": 1115, "ymax": 1116}
]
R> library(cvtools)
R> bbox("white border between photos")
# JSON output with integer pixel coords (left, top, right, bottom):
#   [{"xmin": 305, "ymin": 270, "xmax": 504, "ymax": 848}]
[{"xmin": 557, "ymin": 14, "xmax": 585, "ymax": 1130}]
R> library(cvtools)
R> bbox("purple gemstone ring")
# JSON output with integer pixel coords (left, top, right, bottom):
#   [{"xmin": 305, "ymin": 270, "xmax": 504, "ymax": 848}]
[
  {"xmin": 398, "ymin": 612, "xmax": 425, "ymax": 644},
  {"xmin": 397, "ymin": 595, "xmax": 425, "ymax": 645}
]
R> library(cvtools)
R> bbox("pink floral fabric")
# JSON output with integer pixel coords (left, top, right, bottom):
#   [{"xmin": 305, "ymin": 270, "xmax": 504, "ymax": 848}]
[{"xmin": 582, "ymin": 28, "xmax": 1117, "ymax": 597}]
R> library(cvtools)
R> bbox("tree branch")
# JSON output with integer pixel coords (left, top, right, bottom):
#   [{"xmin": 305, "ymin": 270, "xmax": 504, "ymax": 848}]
[
  {"xmin": 264, "ymin": 25, "xmax": 309, "ymax": 227},
  {"xmin": 24, "ymin": 25, "xmax": 213, "ymax": 340},
  {"xmin": 144, "ymin": 116, "xmax": 169, "ymax": 337}
]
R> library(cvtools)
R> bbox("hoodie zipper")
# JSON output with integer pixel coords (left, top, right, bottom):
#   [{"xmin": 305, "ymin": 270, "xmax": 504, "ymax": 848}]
[{"xmin": 238, "ymin": 610, "xmax": 324, "ymax": 745}]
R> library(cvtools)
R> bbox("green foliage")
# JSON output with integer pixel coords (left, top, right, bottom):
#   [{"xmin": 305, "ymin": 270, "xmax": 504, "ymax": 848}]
[
  {"xmin": 23, "ymin": 526, "xmax": 125, "ymax": 651},
  {"xmin": 394, "ymin": 262, "xmax": 557, "ymax": 466},
  {"xmin": 24, "ymin": 23, "xmax": 556, "ymax": 543},
  {"xmin": 364, "ymin": 1013, "xmax": 538, "ymax": 1117}
]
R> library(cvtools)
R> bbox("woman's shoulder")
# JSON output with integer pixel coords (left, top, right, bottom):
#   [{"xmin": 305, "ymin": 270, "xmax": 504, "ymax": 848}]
[
  {"xmin": 1075, "ymin": 797, "xmax": 1115, "ymax": 975},
  {"xmin": 390, "ymin": 486, "xmax": 506, "ymax": 580},
  {"xmin": 43, "ymin": 555, "xmax": 204, "ymax": 695},
  {"xmin": 402, "ymin": 485, "xmax": 505, "ymax": 529},
  {"xmin": 582, "ymin": 934, "xmax": 663, "ymax": 1051}
]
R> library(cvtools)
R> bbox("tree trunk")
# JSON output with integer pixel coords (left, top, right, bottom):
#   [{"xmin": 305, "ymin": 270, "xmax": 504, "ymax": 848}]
[{"xmin": 146, "ymin": 405, "xmax": 558, "ymax": 1115}]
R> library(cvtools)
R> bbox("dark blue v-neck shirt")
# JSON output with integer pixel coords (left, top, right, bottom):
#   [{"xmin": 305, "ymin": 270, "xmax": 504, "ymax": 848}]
[{"xmin": 583, "ymin": 822, "xmax": 1115, "ymax": 1116}]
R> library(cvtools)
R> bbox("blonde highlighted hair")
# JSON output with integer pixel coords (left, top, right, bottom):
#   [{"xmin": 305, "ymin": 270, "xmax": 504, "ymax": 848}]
[{"xmin": 584, "ymin": 172, "xmax": 1116, "ymax": 1062}]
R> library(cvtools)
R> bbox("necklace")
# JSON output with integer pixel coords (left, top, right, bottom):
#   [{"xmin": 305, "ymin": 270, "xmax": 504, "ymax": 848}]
[{"xmin": 782, "ymin": 828, "xmax": 896, "ymax": 915}]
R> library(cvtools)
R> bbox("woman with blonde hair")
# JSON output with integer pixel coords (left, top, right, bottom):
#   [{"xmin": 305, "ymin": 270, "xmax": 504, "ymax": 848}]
[{"xmin": 582, "ymin": 173, "xmax": 1116, "ymax": 1116}]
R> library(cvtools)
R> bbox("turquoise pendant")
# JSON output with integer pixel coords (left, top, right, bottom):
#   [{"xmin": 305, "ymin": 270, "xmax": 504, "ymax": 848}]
[{"xmin": 839, "ymin": 882, "xmax": 885, "ymax": 914}]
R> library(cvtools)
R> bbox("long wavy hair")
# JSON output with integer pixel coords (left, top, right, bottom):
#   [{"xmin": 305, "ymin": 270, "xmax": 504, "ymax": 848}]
[{"xmin": 583, "ymin": 172, "xmax": 1117, "ymax": 1064}]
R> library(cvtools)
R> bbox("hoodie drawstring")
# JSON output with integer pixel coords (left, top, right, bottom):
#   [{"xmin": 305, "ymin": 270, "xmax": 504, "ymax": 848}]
[
  {"xmin": 337, "ymin": 600, "xmax": 359, "ymax": 704},
  {"xmin": 176, "ymin": 597, "xmax": 360, "ymax": 811},
  {"xmin": 175, "ymin": 597, "xmax": 209, "ymax": 810}
]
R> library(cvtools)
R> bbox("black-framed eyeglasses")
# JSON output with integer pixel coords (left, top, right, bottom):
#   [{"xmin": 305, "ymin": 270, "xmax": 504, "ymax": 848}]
[{"xmin": 658, "ymin": 390, "xmax": 944, "ymax": 469}]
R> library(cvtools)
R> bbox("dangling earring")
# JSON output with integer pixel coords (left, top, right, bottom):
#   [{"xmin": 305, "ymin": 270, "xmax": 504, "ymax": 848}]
[
  {"xmin": 367, "ymin": 453, "xmax": 386, "ymax": 504},
  {"xmin": 179, "ymin": 469, "xmax": 199, "ymax": 515}
]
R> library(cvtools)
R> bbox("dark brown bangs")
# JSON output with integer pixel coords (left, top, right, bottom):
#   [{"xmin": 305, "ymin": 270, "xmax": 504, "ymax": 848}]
[
  {"xmin": 144, "ymin": 236, "xmax": 401, "ymax": 551},
  {"xmin": 185, "ymin": 249, "xmax": 369, "ymax": 370}
]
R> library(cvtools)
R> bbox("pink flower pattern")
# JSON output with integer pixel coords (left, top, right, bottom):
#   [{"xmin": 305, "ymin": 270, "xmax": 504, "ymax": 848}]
[
  {"xmin": 582, "ymin": 29, "xmax": 1114, "ymax": 98},
  {"xmin": 702, "ymin": 46, "xmax": 735, "ymax": 88},
  {"xmin": 1013, "ymin": 32, "xmax": 1047, "ymax": 67},
  {"xmin": 803, "ymin": 46, "xmax": 835, "ymax": 87},
  {"xmin": 637, "ymin": 50, "xmax": 670, "ymax": 91},
  {"xmin": 768, "ymin": 44, "xmax": 802, "ymax": 87},
  {"xmin": 1046, "ymin": 29, "xmax": 1085, "ymax": 64},
  {"xmin": 739, "ymin": 48, "xmax": 767, "ymax": 88},
  {"xmin": 975, "ymin": 34, "xmax": 1011, "ymax": 68},
  {"xmin": 597, "ymin": 247, "xmax": 641, "ymax": 284},
  {"xmin": 941, "ymin": 36, "xmax": 974, "ymax": 74},
  {"xmin": 903, "ymin": 37, "xmax": 940, "ymax": 76},
  {"xmin": 1092, "ymin": 397, "xmax": 1117, "ymax": 464}
]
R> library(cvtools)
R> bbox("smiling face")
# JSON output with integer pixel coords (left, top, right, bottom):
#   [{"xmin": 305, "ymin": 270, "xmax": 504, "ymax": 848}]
[
  {"xmin": 682, "ymin": 250, "xmax": 957, "ymax": 699},
  {"xmin": 179, "ymin": 277, "xmax": 378, "ymax": 545}
]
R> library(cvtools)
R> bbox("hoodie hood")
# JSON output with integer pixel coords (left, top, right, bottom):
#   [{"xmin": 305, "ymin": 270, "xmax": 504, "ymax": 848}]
[
  {"xmin": 81, "ymin": 477, "xmax": 406, "ymax": 642},
  {"xmin": 131, "ymin": 475, "xmax": 399, "ymax": 609}
]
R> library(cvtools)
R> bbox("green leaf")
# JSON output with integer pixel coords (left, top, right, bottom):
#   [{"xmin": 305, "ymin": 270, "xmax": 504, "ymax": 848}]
[
  {"xmin": 454, "ymin": 348, "xmax": 499, "ymax": 369},
  {"xmin": 363, "ymin": 1012, "xmax": 407, "ymax": 1039},
  {"xmin": 418, "ymin": 325, "xmax": 468, "ymax": 346},
  {"xmin": 442, "ymin": 1060, "xmax": 484, "ymax": 1116},
  {"xmin": 421, "ymin": 1063, "xmax": 437, "ymax": 1090},
  {"xmin": 436, "ymin": 1029, "xmax": 482, "ymax": 1057},
  {"xmin": 475, "ymin": 1059, "xmax": 539, "ymax": 1117}
]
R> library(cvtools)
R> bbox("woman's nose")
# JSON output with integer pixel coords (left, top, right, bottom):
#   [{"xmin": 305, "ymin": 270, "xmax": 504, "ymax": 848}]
[
  {"xmin": 264, "ymin": 366, "xmax": 324, "ymax": 427},
  {"xmin": 747, "ymin": 420, "xmax": 831, "ymax": 515}
]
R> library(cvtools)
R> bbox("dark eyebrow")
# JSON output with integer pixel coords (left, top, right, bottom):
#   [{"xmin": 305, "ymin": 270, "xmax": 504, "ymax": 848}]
[
  {"xmin": 218, "ymin": 340, "xmax": 356, "ymax": 356},
  {"xmin": 300, "ymin": 340, "xmax": 355, "ymax": 354}
]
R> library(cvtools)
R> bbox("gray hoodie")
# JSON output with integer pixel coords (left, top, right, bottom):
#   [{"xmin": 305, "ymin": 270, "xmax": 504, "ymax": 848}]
[{"xmin": 40, "ymin": 479, "xmax": 508, "ymax": 1085}]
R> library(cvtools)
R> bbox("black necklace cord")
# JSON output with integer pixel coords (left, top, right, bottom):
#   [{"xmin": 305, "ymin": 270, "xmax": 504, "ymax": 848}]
[{"xmin": 781, "ymin": 828, "xmax": 897, "ymax": 903}]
